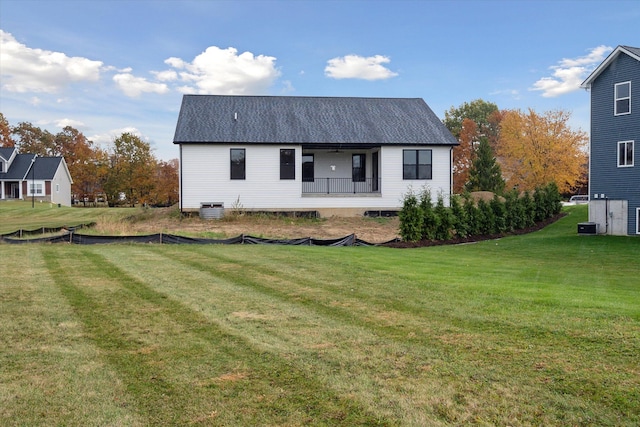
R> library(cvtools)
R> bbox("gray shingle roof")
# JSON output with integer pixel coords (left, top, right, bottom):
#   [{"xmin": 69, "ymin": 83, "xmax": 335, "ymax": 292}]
[
  {"xmin": 622, "ymin": 45, "xmax": 640, "ymax": 58},
  {"xmin": 0, "ymin": 147, "xmax": 16, "ymax": 161},
  {"xmin": 173, "ymin": 95, "xmax": 458, "ymax": 147},
  {"xmin": 0, "ymin": 154, "xmax": 63, "ymax": 180},
  {"xmin": 33, "ymin": 157, "xmax": 63, "ymax": 180}
]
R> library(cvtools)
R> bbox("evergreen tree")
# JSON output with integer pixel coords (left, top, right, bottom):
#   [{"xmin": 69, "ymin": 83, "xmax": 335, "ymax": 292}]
[
  {"xmin": 434, "ymin": 193, "xmax": 453, "ymax": 241},
  {"xmin": 419, "ymin": 188, "xmax": 438, "ymax": 240},
  {"xmin": 449, "ymin": 194, "xmax": 468, "ymax": 238},
  {"xmin": 399, "ymin": 189, "xmax": 422, "ymax": 242},
  {"xmin": 465, "ymin": 137, "xmax": 505, "ymax": 194}
]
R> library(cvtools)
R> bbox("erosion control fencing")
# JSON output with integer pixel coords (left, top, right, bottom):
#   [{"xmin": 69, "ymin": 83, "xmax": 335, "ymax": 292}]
[{"xmin": 0, "ymin": 225, "xmax": 398, "ymax": 247}]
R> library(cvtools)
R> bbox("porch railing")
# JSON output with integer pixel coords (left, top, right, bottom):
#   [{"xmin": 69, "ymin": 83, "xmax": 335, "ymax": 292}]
[{"xmin": 302, "ymin": 178, "xmax": 380, "ymax": 194}]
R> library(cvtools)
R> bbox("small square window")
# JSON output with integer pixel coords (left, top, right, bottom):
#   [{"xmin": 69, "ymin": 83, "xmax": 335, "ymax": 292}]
[
  {"xmin": 615, "ymin": 82, "xmax": 631, "ymax": 115},
  {"xmin": 403, "ymin": 149, "xmax": 432, "ymax": 180}
]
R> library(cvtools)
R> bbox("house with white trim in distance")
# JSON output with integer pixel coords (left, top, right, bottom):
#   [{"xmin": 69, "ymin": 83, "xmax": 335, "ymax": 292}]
[
  {"xmin": 581, "ymin": 45, "xmax": 640, "ymax": 235},
  {"xmin": 0, "ymin": 147, "xmax": 73, "ymax": 207},
  {"xmin": 173, "ymin": 95, "xmax": 458, "ymax": 217}
]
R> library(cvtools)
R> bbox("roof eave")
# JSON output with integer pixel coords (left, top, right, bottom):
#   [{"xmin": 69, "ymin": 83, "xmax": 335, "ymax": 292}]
[{"xmin": 581, "ymin": 45, "xmax": 640, "ymax": 89}]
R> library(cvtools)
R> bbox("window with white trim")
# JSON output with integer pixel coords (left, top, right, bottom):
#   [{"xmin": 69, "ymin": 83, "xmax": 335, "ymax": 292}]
[
  {"xmin": 617, "ymin": 140, "xmax": 634, "ymax": 167},
  {"xmin": 615, "ymin": 81, "xmax": 631, "ymax": 115},
  {"xmin": 29, "ymin": 182, "xmax": 43, "ymax": 195},
  {"xmin": 637, "ymin": 208, "xmax": 640, "ymax": 235}
]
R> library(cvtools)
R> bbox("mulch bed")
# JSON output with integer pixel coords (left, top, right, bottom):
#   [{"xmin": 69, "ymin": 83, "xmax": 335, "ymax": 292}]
[{"xmin": 384, "ymin": 212, "xmax": 566, "ymax": 248}]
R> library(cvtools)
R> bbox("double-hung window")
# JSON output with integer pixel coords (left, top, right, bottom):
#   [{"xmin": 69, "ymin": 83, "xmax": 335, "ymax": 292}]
[
  {"xmin": 280, "ymin": 149, "xmax": 295, "ymax": 180},
  {"xmin": 615, "ymin": 82, "xmax": 631, "ymax": 115},
  {"xmin": 230, "ymin": 148, "xmax": 246, "ymax": 180},
  {"xmin": 403, "ymin": 149, "xmax": 432, "ymax": 180},
  {"xmin": 617, "ymin": 140, "xmax": 634, "ymax": 167},
  {"xmin": 29, "ymin": 182, "xmax": 43, "ymax": 195}
]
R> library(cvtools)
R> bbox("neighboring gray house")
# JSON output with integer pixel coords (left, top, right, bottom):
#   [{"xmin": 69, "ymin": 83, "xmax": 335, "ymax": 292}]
[
  {"xmin": 0, "ymin": 147, "xmax": 73, "ymax": 206},
  {"xmin": 581, "ymin": 45, "xmax": 640, "ymax": 235},
  {"xmin": 173, "ymin": 95, "xmax": 459, "ymax": 217}
]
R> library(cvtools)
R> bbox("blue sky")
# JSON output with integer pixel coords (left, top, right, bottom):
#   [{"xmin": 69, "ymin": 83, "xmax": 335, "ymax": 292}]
[{"xmin": 1, "ymin": 0, "xmax": 639, "ymax": 160}]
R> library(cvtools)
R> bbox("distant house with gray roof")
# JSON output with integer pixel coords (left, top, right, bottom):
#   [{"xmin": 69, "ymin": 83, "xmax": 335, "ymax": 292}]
[
  {"xmin": 0, "ymin": 147, "xmax": 73, "ymax": 206},
  {"xmin": 173, "ymin": 95, "xmax": 458, "ymax": 217},
  {"xmin": 581, "ymin": 45, "xmax": 640, "ymax": 235}
]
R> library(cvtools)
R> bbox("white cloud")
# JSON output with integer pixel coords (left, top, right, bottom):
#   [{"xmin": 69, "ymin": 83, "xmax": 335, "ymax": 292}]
[
  {"xmin": 33, "ymin": 118, "xmax": 86, "ymax": 131},
  {"xmin": 152, "ymin": 70, "xmax": 178, "ymax": 81},
  {"xmin": 490, "ymin": 89, "xmax": 521, "ymax": 100},
  {"xmin": 325, "ymin": 54, "xmax": 398, "ymax": 80},
  {"xmin": 530, "ymin": 45, "xmax": 613, "ymax": 97},
  {"xmin": 161, "ymin": 46, "xmax": 281, "ymax": 95},
  {"xmin": 0, "ymin": 30, "xmax": 103, "ymax": 93},
  {"xmin": 89, "ymin": 127, "xmax": 147, "ymax": 149},
  {"xmin": 113, "ymin": 73, "xmax": 169, "ymax": 97},
  {"xmin": 55, "ymin": 118, "xmax": 86, "ymax": 129}
]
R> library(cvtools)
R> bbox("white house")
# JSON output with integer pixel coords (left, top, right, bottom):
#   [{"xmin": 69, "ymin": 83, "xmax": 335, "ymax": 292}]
[
  {"xmin": 0, "ymin": 147, "xmax": 73, "ymax": 206},
  {"xmin": 173, "ymin": 95, "xmax": 459, "ymax": 217}
]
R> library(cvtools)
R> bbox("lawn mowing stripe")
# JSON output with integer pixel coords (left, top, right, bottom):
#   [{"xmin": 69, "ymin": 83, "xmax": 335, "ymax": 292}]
[
  {"xmin": 131, "ymin": 244, "xmax": 640, "ymax": 425},
  {"xmin": 0, "ymin": 246, "xmax": 143, "ymax": 427},
  {"xmin": 41, "ymin": 246, "xmax": 387, "ymax": 426},
  {"xmin": 151, "ymin": 243, "xmax": 638, "ymax": 363},
  {"xmin": 95, "ymin": 244, "xmax": 450, "ymax": 424}
]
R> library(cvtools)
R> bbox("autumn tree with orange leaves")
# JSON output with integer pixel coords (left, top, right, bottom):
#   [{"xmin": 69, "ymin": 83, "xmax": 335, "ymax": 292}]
[
  {"xmin": 497, "ymin": 108, "xmax": 587, "ymax": 194},
  {"xmin": 444, "ymin": 100, "xmax": 501, "ymax": 193}
]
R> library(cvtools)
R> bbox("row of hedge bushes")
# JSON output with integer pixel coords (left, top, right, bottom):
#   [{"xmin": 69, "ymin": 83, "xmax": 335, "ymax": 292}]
[{"xmin": 399, "ymin": 183, "xmax": 563, "ymax": 242}]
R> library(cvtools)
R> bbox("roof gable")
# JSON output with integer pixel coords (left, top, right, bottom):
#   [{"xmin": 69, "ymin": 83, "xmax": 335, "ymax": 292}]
[
  {"xmin": 0, "ymin": 154, "xmax": 68, "ymax": 181},
  {"xmin": 0, "ymin": 147, "xmax": 16, "ymax": 162},
  {"xmin": 173, "ymin": 95, "xmax": 458, "ymax": 146},
  {"xmin": 33, "ymin": 157, "xmax": 64, "ymax": 180},
  {"xmin": 0, "ymin": 154, "xmax": 35, "ymax": 180},
  {"xmin": 581, "ymin": 45, "xmax": 640, "ymax": 89}
]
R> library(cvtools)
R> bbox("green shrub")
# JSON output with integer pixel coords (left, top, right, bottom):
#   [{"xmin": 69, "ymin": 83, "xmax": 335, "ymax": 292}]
[
  {"xmin": 419, "ymin": 188, "xmax": 438, "ymax": 240},
  {"xmin": 449, "ymin": 194, "xmax": 468, "ymax": 238},
  {"xmin": 399, "ymin": 189, "xmax": 423, "ymax": 242},
  {"xmin": 490, "ymin": 194, "xmax": 507, "ymax": 234},
  {"xmin": 434, "ymin": 193, "xmax": 453, "ymax": 241},
  {"xmin": 463, "ymin": 193, "xmax": 480, "ymax": 237}
]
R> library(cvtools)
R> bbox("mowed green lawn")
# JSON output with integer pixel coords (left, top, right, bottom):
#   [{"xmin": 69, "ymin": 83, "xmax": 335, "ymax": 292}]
[
  {"xmin": 0, "ymin": 201, "xmax": 134, "ymax": 235},
  {"xmin": 1, "ymin": 204, "xmax": 639, "ymax": 426}
]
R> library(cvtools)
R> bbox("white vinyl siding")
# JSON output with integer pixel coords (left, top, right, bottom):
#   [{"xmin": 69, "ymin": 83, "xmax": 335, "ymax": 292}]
[
  {"xmin": 50, "ymin": 162, "xmax": 72, "ymax": 206},
  {"xmin": 180, "ymin": 144, "xmax": 452, "ymax": 211}
]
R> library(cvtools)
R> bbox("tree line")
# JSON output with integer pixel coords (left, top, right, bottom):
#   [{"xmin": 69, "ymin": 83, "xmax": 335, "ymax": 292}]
[
  {"xmin": 443, "ymin": 100, "xmax": 588, "ymax": 196},
  {"xmin": 397, "ymin": 99, "xmax": 587, "ymax": 242},
  {"xmin": 0, "ymin": 113, "xmax": 178, "ymax": 207}
]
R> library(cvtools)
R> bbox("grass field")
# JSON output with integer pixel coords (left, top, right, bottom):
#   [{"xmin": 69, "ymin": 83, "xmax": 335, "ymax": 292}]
[{"xmin": 1, "ymin": 203, "xmax": 639, "ymax": 426}]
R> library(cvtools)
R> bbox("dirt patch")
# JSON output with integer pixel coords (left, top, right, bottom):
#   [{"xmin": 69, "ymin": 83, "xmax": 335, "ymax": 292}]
[
  {"xmin": 125, "ymin": 208, "xmax": 401, "ymax": 244},
  {"xmin": 116, "ymin": 207, "xmax": 564, "ymax": 247}
]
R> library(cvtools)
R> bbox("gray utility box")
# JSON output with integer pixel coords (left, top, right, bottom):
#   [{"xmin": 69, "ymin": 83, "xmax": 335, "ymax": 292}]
[
  {"xmin": 200, "ymin": 202, "xmax": 224, "ymax": 220},
  {"xmin": 577, "ymin": 222, "xmax": 598, "ymax": 235}
]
